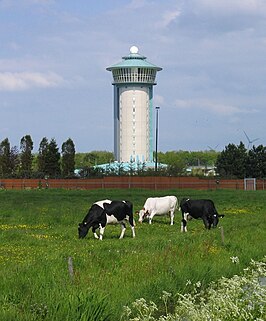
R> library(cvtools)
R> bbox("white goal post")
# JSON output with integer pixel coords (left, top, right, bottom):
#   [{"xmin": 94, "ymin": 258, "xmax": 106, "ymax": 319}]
[{"xmin": 244, "ymin": 178, "xmax": 256, "ymax": 191}]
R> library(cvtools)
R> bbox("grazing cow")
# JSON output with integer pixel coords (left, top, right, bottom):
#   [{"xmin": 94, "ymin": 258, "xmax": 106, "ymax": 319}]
[
  {"xmin": 179, "ymin": 198, "xmax": 224, "ymax": 232},
  {"xmin": 78, "ymin": 200, "xmax": 135, "ymax": 240},
  {"xmin": 138, "ymin": 196, "xmax": 178, "ymax": 225}
]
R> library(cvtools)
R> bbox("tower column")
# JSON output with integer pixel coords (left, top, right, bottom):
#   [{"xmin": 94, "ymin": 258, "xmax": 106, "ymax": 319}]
[{"xmin": 107, "ymin": 46, "xmax": 162, "ymax": 164}]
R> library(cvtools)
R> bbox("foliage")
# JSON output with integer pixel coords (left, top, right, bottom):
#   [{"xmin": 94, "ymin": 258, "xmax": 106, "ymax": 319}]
[
  {"xmin": 216, "ymin": 142, "xmax": 248, "ymax": 178},
  {"xmin": 216, "ymin": 142, "xmax": 266, "ymax": 179},
  {"xmin": 78, "ymin": 166, "xmax": 104, "ymax": 178},
  {"xmin": 156, "ymin": 152, "xmax": 184, "ymax": 176},
  {"xmin": 0, "ymin": 138, "xmax": 12, "ymax": 177},
  {"xmin": 45, "ymin": 138, "xmax": 61, "ymax": 178},
  {"xmin": 121, "ymin": 258, "xmax": 266, "ymax": 321},
  {"xmin": 158, "ymin": 150, "xmax": 218, "ymax": 166},
  {"xmin": 37, "ymin": 138, "xmax": 61, "ymax": 178},
  {"xmin": 2, "ymin": 134, "xmax": 266, "ymax": 179},
  {"xmin": 1, "ymin": 282, "xmax": 112, "ymax": 320},
  {"xmin": 20, "ymin": 135, "xmax": 34, "ymax": 178},
  {"xmin": 246, "ymin": 145, "xmax": 266, "ymax": 178},
  {"xmin": 0, "ymin": 138, "xmax": 19, "ymax": 178},
  {"xmin": 75, "ymin": 151, "xmax": 115, "ymax": 168},
  {"xmin": 61, "ymin": 138, "xmax": 76, "ymax": 178},
  {"xmin": 54, "ymin": 290, "xmax": 112, "ymax": 321},
  {"xmin": 37, "ymin": 137, "xmax": 49, "ymax": 176},
  {"xmin": 10, "ymin": 146, "xmax": 20, "ymax": 177}
]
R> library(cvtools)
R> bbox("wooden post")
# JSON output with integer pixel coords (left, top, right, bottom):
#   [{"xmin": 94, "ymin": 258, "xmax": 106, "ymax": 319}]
[
  {"xmin": 68, "ymin": 257, "xmax": 74, "ymax": 280},
  {"xmin": 220, "ymin": 226, "xmax": 225, "ymax": 245}
]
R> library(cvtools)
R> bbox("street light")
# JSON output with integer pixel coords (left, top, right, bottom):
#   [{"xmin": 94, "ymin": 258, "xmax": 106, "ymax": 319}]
[{"xmin": 155, "ymin": 106, "xmax": 160, "ymax": 172}]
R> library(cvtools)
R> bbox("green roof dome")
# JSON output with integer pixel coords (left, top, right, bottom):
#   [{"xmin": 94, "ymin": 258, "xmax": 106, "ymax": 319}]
[
  {"xmin": 107, "ymin": 46, "xmax": 162, "ymax": 71},
  {"xmin": 106, "ymin": 46, "xmax": 162, "ymax": 85}
]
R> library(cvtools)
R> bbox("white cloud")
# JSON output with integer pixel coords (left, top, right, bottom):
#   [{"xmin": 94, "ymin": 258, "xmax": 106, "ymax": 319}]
[
  {"xmin": 190, "ymin": 0, "xmax": 266, "ymax": 16},
  {"xmin": 174, "ymin": 99, "xmax": 257, "ymax": 116},
  {"xmin": 156, "ymin": 9, "xmax": 181, "ymax": 29},
  {"xmin": 0, "ymin": 71, "xmax": 64, "ymax": 91}
]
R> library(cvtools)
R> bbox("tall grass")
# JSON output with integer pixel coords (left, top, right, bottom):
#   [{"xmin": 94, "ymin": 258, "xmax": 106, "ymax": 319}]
[
  {"xmin": 121, "ymin": 258, "xmax": 266, "ymax": 320},
  {"xmin": 0, "ymin": 188, "xmax": 265, "ymax": 320}
]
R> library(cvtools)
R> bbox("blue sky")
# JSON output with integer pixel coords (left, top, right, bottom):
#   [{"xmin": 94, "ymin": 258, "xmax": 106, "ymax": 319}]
[{"xmin": 1, "ymin": 0, "xmax": 266, "ymax": 153}]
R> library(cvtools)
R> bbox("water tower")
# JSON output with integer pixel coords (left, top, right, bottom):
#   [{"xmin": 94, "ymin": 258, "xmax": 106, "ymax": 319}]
[{"xmin": 106, "ymin": 46, "xmax": 162, "ymax": 164}]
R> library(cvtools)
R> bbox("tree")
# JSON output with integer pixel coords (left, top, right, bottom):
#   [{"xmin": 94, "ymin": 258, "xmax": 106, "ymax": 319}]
[
  {"xmin": 75, "ymin": 151, "xmax": 115, "ymax": 168},
  {"xmin": 61, "ymin": 138, "xmax": 75, "ymax": 177},
  {"xmin": 215, "ymin": 142, "xmax": 247, "ymax": 178},
  {"xmin": 37, "ymin": 137, "xmax": 61, "ymax": 178},
  {"xmin": 10, "ymin": 146, "xmax": 20, "ymax": 177},
  {"xmin": 46, "ymin": 138, "xmax": 61, "ymax": 178},
  {"xmin": 0, "ymin": 138, "xmax": 11, "ymax": 177},
  {"xmin": 37, "ymin": 137, "xmax": 49, "ymax": 176},
  {"xmin": 158, "ymin": 151, "xmax": 187, "ymax": 176},
  {"xmin": 0, "ymin": 138, "xmax": 19, "ymax": 177},
  {"xmin": 246, "ymin": 145, "xmax": 266, "ymax": 178},
  {"xmin": 20, "ymin": 135, "xmax": 34, "ymax": 178}
]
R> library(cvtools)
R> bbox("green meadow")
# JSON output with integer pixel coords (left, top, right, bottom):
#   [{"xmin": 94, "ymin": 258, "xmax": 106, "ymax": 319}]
[{"xmin": 0, "ymin": 188, "xmax": 265, "ymax": 320}]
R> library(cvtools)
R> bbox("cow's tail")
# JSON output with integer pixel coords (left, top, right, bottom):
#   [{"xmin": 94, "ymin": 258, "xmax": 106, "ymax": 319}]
[
  {"xmin": 177, "ymin": 197, "xmax": 189, "ymax": 211},
  {"xmin": 177, "ymin": 197, "xmax": 181, "ymax": 211}
]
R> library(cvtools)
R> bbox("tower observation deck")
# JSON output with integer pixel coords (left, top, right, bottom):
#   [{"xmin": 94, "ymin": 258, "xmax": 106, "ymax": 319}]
[{"xmin": 106, "ymin": 46, "xmax": 162, "ymax": 164}]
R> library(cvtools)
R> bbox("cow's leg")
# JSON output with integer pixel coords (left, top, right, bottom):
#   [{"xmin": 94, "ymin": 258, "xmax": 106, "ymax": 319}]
[
  {"xmin": 131, "ymin": 225, "xmax": 136, "ymax": 238},
  {"xmin": 181, "ymin": 213, "xmax": 189, "ymax": 232},
  {"xmin": 119, "ymin": 222, "xmax": 126, "ymax": 239},
  {"xmin": 128, "ymin": 216, "xmax": 136, "ymax": 238},
  {"xmin": 92, "ymin": 226, "xmax": 99, "ymax": 239},
  {"xmin": 169, "ymin": 211, "xmax": 174, "ymax": 225},
  {"xmin": 148, "ymin": 212, "xmax": 155, "ymax": 224},
  {"xmin": 202, "ymin": 216, "xmax": 211, "ymax": 229},
  {"xmin": 99, "ymin": 223, "xmax": 105, "ymax": 240}
]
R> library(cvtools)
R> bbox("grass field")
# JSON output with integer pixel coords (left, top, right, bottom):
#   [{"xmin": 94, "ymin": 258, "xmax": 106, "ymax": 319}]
[{"xmin": 0, "ymin": 188, "xmax": 265, "ymax": 320}]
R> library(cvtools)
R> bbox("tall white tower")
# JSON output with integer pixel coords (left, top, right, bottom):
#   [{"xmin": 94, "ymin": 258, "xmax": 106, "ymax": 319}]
[{"xmin": 107, "ymin": 46, "xmax": 162, "ymax": 164}]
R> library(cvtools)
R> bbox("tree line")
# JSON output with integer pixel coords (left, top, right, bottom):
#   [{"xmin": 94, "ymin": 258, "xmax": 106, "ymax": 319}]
[
  {"xmin": 0, "ymin": 135, "xmax": 75, "ymax": 178},
  {"xmin": 0, "ymin": 135, "xmax": 265, "ymax": 179},
  {"xmin": 157, "ymin": 142, "xmax": 266, "ymax": 179},
  {"xmin": 216, "ymin": 142, "xmax": 266, "ymax": 179}
]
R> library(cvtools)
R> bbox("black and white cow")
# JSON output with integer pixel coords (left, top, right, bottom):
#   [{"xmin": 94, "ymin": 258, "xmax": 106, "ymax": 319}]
[
  {"xmin": 179, "ymin": 198, "xmax": 224, "ymax": 232},
  {"xmin": 138, "ymin": 196, "xmax": 178, "ymax": 225},
  {"xmin": 78, "ymin": 199, "xmax": 136, "ymax": 240}
]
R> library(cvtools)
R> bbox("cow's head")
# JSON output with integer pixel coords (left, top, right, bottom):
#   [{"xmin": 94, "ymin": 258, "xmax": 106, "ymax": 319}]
[
  {"xmin": 180, "ymin": 198, "xmax": 190, "ymax": 212},
  {"xmin": 78, "ymin": 222, "xmax": 89, "ymax": 239},
  {"xmin": 212, "ymin": 214, "xmax": 225, "ymax": 228},
  {"xmin": 138, "ymin": 208, "xmax": 149, "ymax": 223}
]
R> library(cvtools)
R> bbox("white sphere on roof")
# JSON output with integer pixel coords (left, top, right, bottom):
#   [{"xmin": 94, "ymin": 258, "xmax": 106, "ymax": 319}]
[{"xmin": 130, "ymin": 46, "xmax": 139, "ymax": 54}]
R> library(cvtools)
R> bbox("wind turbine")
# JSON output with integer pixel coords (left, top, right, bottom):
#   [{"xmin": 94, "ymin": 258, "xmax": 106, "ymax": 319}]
[
  {"xmin": 207, "ymin": 144, "xmax": 219, "ymax": 151},
  {"xmin": 243, "ymin": 131, "xmax": 259, "ymax": 149}
]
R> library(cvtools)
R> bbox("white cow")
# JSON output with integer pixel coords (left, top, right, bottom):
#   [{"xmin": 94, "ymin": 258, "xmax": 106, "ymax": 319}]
[{"xmin": 138, "ymin": 196, "xmax": 178, "ymax": 225}]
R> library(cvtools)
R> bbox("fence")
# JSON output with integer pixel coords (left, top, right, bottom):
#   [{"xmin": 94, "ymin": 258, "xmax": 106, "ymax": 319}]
[{"xmin": 0, "ymin": 177, "xmax": 265, "ymax": 190}]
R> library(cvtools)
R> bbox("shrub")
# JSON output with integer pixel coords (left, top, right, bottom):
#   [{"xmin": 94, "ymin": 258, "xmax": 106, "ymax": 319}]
[{"xmin": 121, "ymin": 257, "xmax": 266, "ymax": 321}]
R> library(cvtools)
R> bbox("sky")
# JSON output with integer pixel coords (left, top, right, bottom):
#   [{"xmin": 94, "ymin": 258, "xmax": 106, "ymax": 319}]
[{"xmin": 1, "ymin": 0, "xmax": 266, "ymax": 153}]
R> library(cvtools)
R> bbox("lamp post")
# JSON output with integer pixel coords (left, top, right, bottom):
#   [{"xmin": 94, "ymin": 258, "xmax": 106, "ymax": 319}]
[{"xmin": 155, "ymin": 106, "xmax": 160, "ymax": 172}]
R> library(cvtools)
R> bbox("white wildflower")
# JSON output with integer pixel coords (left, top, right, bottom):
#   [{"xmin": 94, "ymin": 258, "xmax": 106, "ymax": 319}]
[
  {"xmin": 230, "ymin": 256, "xmax": 240, "ymax": 264},
  {"xmin": 195, "ymin": 281, "xmax": 201, "ymax": 288}
]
